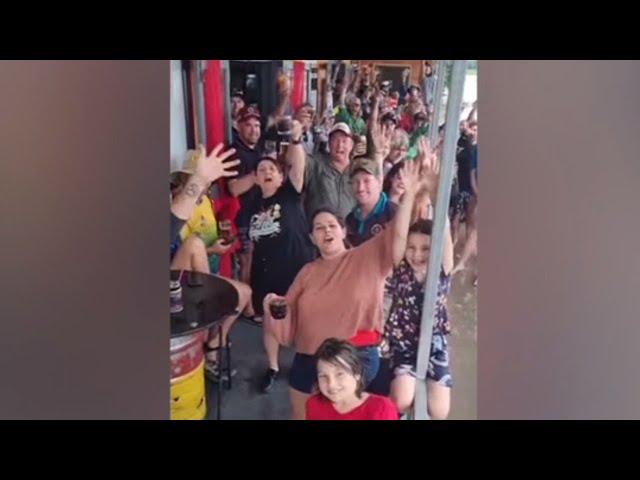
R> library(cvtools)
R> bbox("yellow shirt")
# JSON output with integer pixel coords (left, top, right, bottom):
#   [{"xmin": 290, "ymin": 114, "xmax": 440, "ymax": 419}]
[{"xmin": 179, "ymin": 196, "xmax": 220, "ymax": 272}]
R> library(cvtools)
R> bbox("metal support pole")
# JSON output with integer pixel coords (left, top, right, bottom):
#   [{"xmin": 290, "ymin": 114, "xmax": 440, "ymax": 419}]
[
  {"xmin": 194, "ymin": 60, "xmax": 207, "ymax": 148},
  {"xmin": 413, "ymin": 60, "xmax": 467, "ymax": 421},
  {"xmin": 428, "ymin": 60, "xmax": 447, "ymax": 147},
  {"xmin": 222, "ymin": 60, "xmax": 232, "ymax": 144}
]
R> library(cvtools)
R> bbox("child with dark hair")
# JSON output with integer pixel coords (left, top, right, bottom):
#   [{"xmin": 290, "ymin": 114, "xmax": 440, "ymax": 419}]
[
  {"xmin": 305, "ymin": 338, "xmax": 398, "ymax": 420},
  {"xmin": 383, "ymin": 216, "xmax": 454, "ymax": 420}
]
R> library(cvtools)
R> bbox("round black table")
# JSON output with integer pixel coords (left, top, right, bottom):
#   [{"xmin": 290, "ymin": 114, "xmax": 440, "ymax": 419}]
[
  {"xmin": 170, "ymin": 270, "xmax": 239, "ymax": 339},
  {"xmin": 170, "ymin": 270, "xmax": 239, "ymax": 421}
]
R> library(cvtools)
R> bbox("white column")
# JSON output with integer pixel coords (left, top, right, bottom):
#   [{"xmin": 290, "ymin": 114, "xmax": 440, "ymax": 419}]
[{"xmin": 170, "ymin": 60, "xmax": 188, "ymax": 172}]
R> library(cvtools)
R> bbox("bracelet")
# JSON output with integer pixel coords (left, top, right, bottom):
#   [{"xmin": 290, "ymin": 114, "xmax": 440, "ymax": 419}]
[{"xmin": 291, "ymin": 138, "xmax": 302, "ymax": 145}]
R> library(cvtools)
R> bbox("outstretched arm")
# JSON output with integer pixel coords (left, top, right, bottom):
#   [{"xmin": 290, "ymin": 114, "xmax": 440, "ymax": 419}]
[
  {"xmin": 392, "ymin": 138, "xmax": 440, "ymax": 267},
  {"xmin": 288, "ymin": 120, "xmax": 306, "ymax": 193},
  {"xmin": 370, "ymin": 120, "xmax": 392, "ymax": 184},
  {"xmin": 414, "ymin": 137, "xmax": 453, "ymax": 274}
]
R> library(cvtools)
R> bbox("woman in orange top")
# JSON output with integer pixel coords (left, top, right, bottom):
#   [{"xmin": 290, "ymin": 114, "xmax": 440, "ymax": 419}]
[{"xmin": 264, "ymin": 143, "xmax": 439, "ymax": 419}]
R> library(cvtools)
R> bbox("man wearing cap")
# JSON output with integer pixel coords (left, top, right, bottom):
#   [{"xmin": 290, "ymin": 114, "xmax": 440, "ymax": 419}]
[
  {"xmin": 228, "ymin": 106, "xmax": 264, "ymax": 288},
  {"xmin": 303, "ymin": 122, "xmax": 357, "ymax": 221},
  {"xmin": 345, "ymin": 157, "xmax": 397, "ymax": 247}
]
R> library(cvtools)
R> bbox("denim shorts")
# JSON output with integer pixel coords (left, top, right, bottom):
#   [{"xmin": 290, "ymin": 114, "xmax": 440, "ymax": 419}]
[{"xmin": 289, "ymin": 346, "xmax": 380, "ymax": 394}]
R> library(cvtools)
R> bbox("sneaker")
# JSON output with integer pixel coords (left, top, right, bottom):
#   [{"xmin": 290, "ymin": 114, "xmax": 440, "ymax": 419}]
[{"xmin": 260, "ymin": 368, "xmax": 278, "ymax": 393}]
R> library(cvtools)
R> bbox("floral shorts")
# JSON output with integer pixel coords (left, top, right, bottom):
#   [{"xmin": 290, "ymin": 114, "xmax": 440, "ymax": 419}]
[{"xmin": 392, "ymin": 333, "xmax": 452, "ymax": 388}]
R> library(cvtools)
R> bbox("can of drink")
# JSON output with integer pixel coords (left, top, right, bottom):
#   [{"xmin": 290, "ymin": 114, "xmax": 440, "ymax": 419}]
[
  {"xmin": 170, "ymin": 280, "xmax": 184, "ymax": 314},
  {"xmin": 218, "ymin": 219, "xmax": 232, "ymax": 243}
]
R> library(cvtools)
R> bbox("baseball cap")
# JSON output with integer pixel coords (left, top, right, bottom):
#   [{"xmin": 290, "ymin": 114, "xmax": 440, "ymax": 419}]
[
  {"xmin": 329, "ymin": 122, "xmax": 352, "ymax": 138},
  {"xmin": 350, "ymin": 157, "xmax": 381, "ymax": 178},
  {"xmin": 237, "ymin": 106, "xmax": 261, "ymax": 123}
]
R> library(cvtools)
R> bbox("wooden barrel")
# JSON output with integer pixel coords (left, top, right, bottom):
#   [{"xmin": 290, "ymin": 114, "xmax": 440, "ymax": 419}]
[{"xmin": 170, "ymin": 332, "xmax": 207, "ymax": 420}]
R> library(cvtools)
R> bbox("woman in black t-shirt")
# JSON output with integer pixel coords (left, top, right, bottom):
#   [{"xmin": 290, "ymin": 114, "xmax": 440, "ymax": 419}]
[{"xmin": 247, "ymin": 121, "xmax": 315, "ymax": 392}]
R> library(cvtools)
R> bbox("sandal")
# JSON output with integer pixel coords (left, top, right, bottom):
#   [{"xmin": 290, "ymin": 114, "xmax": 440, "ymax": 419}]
[
  {"xmin": 203, "ymin": 340, "xmax": 236, "ymax": 382},
  {"xmin": 204, "ymin": 358, "xmax": 237, "ymax": 382}
]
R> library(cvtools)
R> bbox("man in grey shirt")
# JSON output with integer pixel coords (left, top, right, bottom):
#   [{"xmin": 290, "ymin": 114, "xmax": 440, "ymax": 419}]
[{"xmin": 303, "ymin": 122, "xmax": 357, "ymax": 221}]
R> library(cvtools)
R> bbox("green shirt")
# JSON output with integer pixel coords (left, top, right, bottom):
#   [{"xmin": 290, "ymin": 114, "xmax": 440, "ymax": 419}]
[{"xmin": 334, "ymin": 105, "xmax": 366, "ymax": 137}]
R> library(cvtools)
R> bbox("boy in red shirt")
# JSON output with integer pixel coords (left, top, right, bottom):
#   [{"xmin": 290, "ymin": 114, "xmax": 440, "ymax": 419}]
[{"xmin": 305, "ymin": 338, "xmax": 398, "ymax": 420}]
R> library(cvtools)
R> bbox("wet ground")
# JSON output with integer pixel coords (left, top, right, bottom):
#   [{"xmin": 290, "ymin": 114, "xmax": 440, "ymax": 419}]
[
  {"xmin": 205, "ymin": 257, "xmax": 477, "ymax": 420},
  {"xmin": 447, "ymin": 264, "xmax": 477, "ymax": 420}
]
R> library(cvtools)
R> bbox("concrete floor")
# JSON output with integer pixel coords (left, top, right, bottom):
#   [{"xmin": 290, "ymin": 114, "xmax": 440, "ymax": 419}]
[
  {"xmin": 447, "ymin": 266, "xmax": 478, "ymax": 420},
  {"xmin": 205, "ymin": 316, "xmax": 296, "ymax": 420},
  {"xmin": 206, "ymin": 262, "xmax": 477, "ymax": 421}
]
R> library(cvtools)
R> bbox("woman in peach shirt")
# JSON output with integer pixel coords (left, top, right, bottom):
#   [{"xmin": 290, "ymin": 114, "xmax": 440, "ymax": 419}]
[{"xmin": 264, "ymin": 143, "xmax": 439, "ymax": 420}]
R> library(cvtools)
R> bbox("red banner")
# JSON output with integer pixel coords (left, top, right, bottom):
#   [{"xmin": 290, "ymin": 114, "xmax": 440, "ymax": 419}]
[
  {"xmin": 203, "ymin": 60, "xmax": 239, "ymax": 278},
  {"xmin": 291, "ymin": 61, "xmax": 306, "ymax": 112}
]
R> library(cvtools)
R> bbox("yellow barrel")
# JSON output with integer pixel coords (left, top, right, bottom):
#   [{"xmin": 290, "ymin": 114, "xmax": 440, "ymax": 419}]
[
  {"xmin": 171, "ymin": 359, "xmax": 206, "ymax": 420},
  {"xmin": 170, "ymin": 332, "xmax": 207, "ymax": 420}
]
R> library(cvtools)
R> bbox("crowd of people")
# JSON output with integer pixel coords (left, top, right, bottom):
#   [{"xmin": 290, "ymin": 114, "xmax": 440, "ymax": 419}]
[{"xmin": 169, "ymin": 60, "xmax": 478, "ymax": 420}]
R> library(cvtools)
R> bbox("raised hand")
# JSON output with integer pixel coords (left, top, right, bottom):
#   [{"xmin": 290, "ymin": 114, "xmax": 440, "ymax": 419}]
[
  {"xmin": 415, "ymin": 137, "xmax": 439, "ymax": 177},
  {"xmin": 399, "ymin": 156, "xmax": 423, "ymax": 196},
  {"xmin": 415, "ymin": 136, "xmax": 440, "ymax": 202},
  {"xmin": 194, "ymin": 143, "xmax": 239, "ymax": 184},
  {"xmin": 371, "ymin": 121, "xmax": 392, "ymax": 156}
]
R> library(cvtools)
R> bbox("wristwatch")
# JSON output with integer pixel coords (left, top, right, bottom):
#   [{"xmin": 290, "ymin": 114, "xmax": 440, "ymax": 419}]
[{"xmin": 291, "ymin": 137, "xmax": 302, "ymax": 144}]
